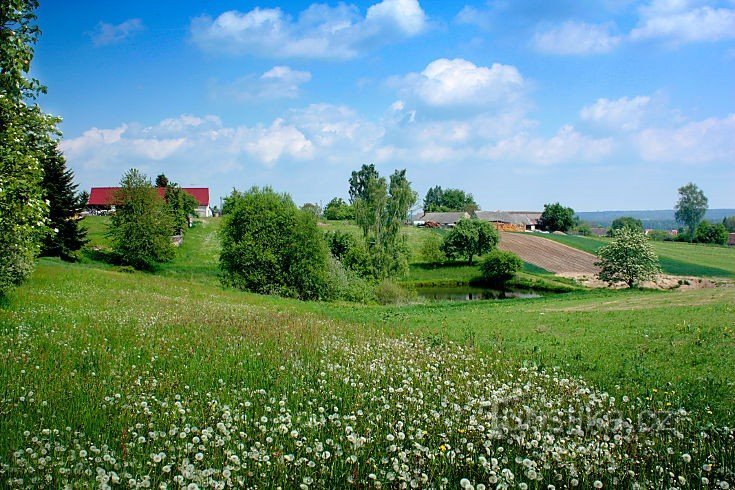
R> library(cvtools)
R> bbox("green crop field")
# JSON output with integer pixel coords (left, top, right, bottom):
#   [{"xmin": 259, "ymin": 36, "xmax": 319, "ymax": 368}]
[{"xmin": 2, "ymin": 217, "xmax": 734, "ymax": 488}]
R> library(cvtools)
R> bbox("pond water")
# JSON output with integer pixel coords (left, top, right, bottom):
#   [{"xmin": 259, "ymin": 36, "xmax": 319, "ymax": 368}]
[{"xmin": 414, "ymin": 285, "xmax": 542, "ymax": 302}]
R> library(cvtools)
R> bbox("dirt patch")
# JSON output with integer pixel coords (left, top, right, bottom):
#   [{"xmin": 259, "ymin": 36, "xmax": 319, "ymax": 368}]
[
  {"xmin": 560, "ymin": 272, "xmax": 718, "ymax": 291},
  {"xmin": 498, "ymin": 232, "xmax": 599, "ymax": 274}
]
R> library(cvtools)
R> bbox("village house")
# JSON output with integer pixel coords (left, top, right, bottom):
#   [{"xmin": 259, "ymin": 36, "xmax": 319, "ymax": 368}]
[
  {"xmin": 413, "ymin": 211, "xmax": 470, "ymax": 228},
  {"xmin": 475, "ymin": 211, "xmax": 541, "ymax": 232},
  {"xmin": 88, "ymin": 187, "xmax": 213, "ymax": 217},
  {"xmin": 728, "ymin": 233, "xmax": 735, "ymax": 247}
]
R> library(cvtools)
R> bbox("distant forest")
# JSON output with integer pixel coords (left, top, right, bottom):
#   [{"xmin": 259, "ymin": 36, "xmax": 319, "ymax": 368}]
[{"xmin": 575, "ymin": 209, "xmax": 735, "ymax": 230}]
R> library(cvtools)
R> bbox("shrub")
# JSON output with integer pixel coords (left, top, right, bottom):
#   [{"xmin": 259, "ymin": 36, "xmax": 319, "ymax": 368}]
[
  {"xmin": 219, "ymin": 187, "xmax": 332, "ymax": 300},
  {"xmin": 325, "ymin": 256, "xmax": 375, "ymax": 303},
  {"xmin": 419, "ymin": 232, "xmax": 445, "ymax": 263},
  {"xmin": 694, "ymin": 221, "xmax": 728, "ymax": 245},
  {"xmin": 107, "ymin": 169, "xmax": 175, "ymax": 271},
  {"xmin": 480, "ymin": 250, "xmax": 524, "ymax": 283},
  {"xmin": 324, "ymin": 231, "xmax": 371, "ymax": 277}
]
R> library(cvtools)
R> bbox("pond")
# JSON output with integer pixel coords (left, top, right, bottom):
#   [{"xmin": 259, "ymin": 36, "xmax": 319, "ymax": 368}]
[{"xmin": 414, "ymin": 285, "xmax": 542, "ymax": 302}]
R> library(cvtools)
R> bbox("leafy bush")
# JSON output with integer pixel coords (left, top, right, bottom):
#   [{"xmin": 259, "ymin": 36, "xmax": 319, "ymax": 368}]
[
  {"xmin": 420, "ymin": 232, "xmax": 445, "ymax": 263},
  {"xmin": 219, "ymin": 187, "xmax": 332, "ymax": 300},
  {"xmin": 107, "ymin": 169, "xmax": 175, "ymax": 271},
  {"xmin": 325, "ymin": 256, "xmax": 375, "ymax": 303},
  {"xmin": 323, "ymin": 197, "xmax": 354, "ymax": 220},
  {"xmin": 324, "ymin": 231, "xmax": 371, "ymax": 277},
  {"xmin": 608, "ymin": 216, "xmax": 644, "ymax": 236},
  {"xmin": 480, "ymin": 250, "xmax": 524, "ymax": 283},
  {"xmin": 694, "ymin": 221, "xmax": 728, "ymax": 245},
  {"xmin": 441, "ymin": 218, "xmax": 499, "ymax": 264},
  {"xmin": 646, "ymin": 230, "xmax": 672, "ymax": 241}
]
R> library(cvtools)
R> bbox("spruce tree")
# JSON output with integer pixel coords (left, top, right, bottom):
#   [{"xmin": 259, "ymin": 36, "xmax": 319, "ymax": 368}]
[{"xmin": 40, "ymin": 147, "xmax": 88, "ymax": 260}]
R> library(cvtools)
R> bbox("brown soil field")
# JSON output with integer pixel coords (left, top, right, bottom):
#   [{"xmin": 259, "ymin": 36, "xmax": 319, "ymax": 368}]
[{"xmin": 498, "ymin": 232, "xmax": 600, "ymax": 274}]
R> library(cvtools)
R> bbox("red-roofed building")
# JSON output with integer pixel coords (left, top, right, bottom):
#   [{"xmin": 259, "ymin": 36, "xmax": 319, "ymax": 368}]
[{"xmin": 88, "ymin": 187, "xmax": 212, "ymax": 217}]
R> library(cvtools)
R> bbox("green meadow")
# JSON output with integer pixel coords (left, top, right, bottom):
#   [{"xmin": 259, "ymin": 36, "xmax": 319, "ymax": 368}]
[{"xmin": 2, "ymin": 216, "xmax": 734, "ymax": 487}]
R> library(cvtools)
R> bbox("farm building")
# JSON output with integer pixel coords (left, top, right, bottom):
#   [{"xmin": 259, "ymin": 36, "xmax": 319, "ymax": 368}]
[
  {"xmin": 413, "ymin": 212, "xmax": 470, "ymax": 227},
  {"xmin": 728, "ymin": 233, "xmax": 735, "ymax": 246},
  {"xmin": 88, "ymin": 187, "xmax": 213, "ymax": 217},
  {"xmin": 475, "ymin": 211, "xmax": 541, "ymax": 232}
]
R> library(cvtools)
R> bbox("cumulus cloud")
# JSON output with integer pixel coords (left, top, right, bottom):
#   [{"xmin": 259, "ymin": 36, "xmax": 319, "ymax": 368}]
[
  {"xmin": 393, "ymin": 58, "xmax": 526, "ymax": 109},
  {"xmin": 631, "ymin": 0, "xmax": 735, "ymax": 43},
  {"xmin": 190, "ymin": 0, "xmax": 427, "ymax": 60},
  {"xmin": 636, "ymin": 114, "xmax": 735, "ymax": 163},
  {"xmin": 90, "ymin": 19, "xmax": 144, "ymax": 46},
  {"xmin": 580, "ymin": 95, "xmax": 652, "ymax": 131},
  {"xmin": 533, "ymin": 21, "xmax": 622, "ymax": 54},
  {"xmin": 215, "ymin": 66, "xmax": 312, "ymax": 102}
]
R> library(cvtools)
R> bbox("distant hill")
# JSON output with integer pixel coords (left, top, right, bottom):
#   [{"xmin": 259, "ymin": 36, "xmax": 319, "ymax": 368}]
[{"xmin": 575, "ymin": 209, "xmax": 735, "ymax": 230}]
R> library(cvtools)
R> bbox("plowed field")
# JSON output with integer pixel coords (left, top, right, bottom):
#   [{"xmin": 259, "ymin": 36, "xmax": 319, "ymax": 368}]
[{"xmin": 498, "ymin": 232, "xmax": 600, "ymax": 274}]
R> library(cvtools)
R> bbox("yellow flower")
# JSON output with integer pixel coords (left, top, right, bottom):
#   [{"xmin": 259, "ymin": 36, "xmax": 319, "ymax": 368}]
[{"xmin": 440, "ymin": 445, "xmax": 447, "ymax": 452}]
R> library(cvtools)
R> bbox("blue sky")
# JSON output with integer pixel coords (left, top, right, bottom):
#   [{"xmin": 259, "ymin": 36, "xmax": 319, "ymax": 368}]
[{"xmin": 34, "ymin": 0, "xmax": 735, "ymax": 211}]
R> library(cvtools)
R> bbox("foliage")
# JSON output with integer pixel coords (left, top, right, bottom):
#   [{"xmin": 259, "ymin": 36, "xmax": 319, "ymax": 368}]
[
  {"xmin": 596, "ymin": 227, "xmax": 661, "ymax": 288},
  {"xmin": 324, "ymin": 230, "xmax": 371, "ymax": 277},
  {"xmin": 675, "ymin": 182, "xmax": 708, "ymax": 242},
  {"xmin": 221, "ymin": 188, "xmax": 245, "ymax": 215},
  {"xmin": 324, "ymin": 256, "xmax": 375, "ymax": 303},
  {"xmin": 352, "ymin": 167, "xmax": 417, "ymax": 279},
  {"xmin": 164, "ymin": 183, "xmax": 199, "ymax": 234},
  {"xmin": 301, "ymin": 202, "xmax": 322, "ymax": 219},
  {"xmin": 646, "ymin": 229, "xmax": 672, "ymax": 241},
  {"xmin": 574, "ymin": 222, "xmax": 591, "ymax": 236},
  {"xmin": 39, "ymin": 145, "xmax": 88, "ymax": 260},
  {"xmin": 219, "ymin": 187, "xmax": 332, "ymax": 300},
  {"xmin": 419, "ymin": 232, "xmax": 445, "ymax": 263},
  {"xmin": 609, "ymin": 216, "xmax": 644, "ymax": 235},
  {"xmin": 0, "ymin": 0, "xmax": 58, "ymax": 295},
  {"xmin": 423, "ymin": 186, "xmax": 478, "ymax": 213},
  {"xmin": 374, "ymin": 279, "xmax": 415, "ymax": 304},
  {"xmin": 538, "ymin": 202, "xmax": 576, "ymax": 232},
  {"xmin": 722, "ymin": 216, "xmax": 735, "ymax": 233},
  {"xmin": 107, "ymin": 169, "xmax": 175, "ymax": 270},
  {"xmin": 348, "ymin": 163, "xmax": 380, "ymax": 203},
  {"xmin": 323, "ymin": 197, "xmax": 354, "ymax": 220},
  {"xmin": 480, "ymin": 249, "xmax": 524, "ymax": 283},
  {"xmin": 694, "ymin": 221, "xmax": 728, "ymax": 245},
  {"xmin": 154, "ymin": 174, "xmax": 169, "ymax": 188},
  {"xmin": 441, "ymin": 218, "xmax": 499, "ymax": 265},
  {"xmin": 76, "ymin": 190, "xmax": 89, "ymax": 210}
]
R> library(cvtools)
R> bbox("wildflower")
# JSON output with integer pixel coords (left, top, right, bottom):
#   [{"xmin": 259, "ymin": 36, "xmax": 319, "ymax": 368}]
[
  {"xmin": 682, "ymin": 453, "xmax": 692, "ymax": 463},
  {"xmin": 594, "ymin": 481, "xmax": 603, "ymax": 489}
]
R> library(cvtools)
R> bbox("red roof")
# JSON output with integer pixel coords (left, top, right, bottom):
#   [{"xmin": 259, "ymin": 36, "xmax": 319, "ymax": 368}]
[{"xmin": 89, "ymin": 187, "xmax": 209, "ymax": 206}]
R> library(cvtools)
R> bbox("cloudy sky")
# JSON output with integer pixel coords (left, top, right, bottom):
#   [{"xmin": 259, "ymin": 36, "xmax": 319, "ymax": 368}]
[{"xmin": 34, "ymin": 0, "xmax": 735, "ymax": 211}]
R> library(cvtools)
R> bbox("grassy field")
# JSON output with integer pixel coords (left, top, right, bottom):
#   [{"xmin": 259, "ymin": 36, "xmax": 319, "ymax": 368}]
[
  {"xmin": 540, "ymin": 233, "xmax": 735, "ymax": 278},
  {"xmin": 3, "ymin": 217, "xmax": 734, "ymax": 487}
]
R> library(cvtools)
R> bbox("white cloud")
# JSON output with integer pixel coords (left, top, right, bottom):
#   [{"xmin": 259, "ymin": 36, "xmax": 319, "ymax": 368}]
[
  {"xmin": 90, "ymin": 19, "xmax": 144, "ymax": 46},
  {"xmin": 631, "ymin": 0, "xmax": 735, "ymax": 43},
  {"xmin": 533, "ymin": 21, "xmax": 622, "ymax": 55},
  {"xmin": 190, "ymin": 0, "xmax": 427, "ymax": 60},
  {"xmin": 393, "ymin": 58, "xmax": 526, "ymax": 108},
  {"xmin": 215, "ymin": 66, "xmax": 312, "ymax": 102},
  {"xmin": 636, "ymin": 114, "xmax": 735, "ymax": 163},
  {"xmin": 580, "ymin": 95, "xmax": 652, "ymax": 131}
]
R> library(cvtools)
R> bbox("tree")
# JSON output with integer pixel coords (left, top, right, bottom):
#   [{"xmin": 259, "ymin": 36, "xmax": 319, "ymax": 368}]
[
  {"xmin": 538, "ymin": 203, "xmax": 575, "ymax": 232},
  {"xmin": 420, "ymin": 232, "xmax": 445, "ymax": 264},
  {"xmin": 596, "ymin": 227, "xmax": 661, "ymax": 288},
  {"xmin": 352, "ymin": 167, "xmax": 417, "ymax": 279},
  {"xmin": 674, "ymin": 183, "xmax": 708, "ymax": 242},
  {"xmin": 221, "ymin": 188, "xmax": 245, "ymax": 215},
  {"xmin": 164, "ymin": 183, "xmax": 199, "ymax": 234},
  {"xmin": 40, "ymin": 146, "xmax": 87, "ymax": 260},
  {"xmin": 441, "ymin": 218, "xmax": 499, "ymax": 265},
  {"xmin": 219, "ymin": 187, "xmax": 331, "ymax": 300},
  {"xmin": 609, "ymin": 216, "xmax": 644, "ymax": 236},
  {"xmin": 423, "ymin": 186, "xmax": 478, "ymax": 213},
  {"xmin": 155, "ymin": 174, "xmax": 169, "ymax": 188},
  {"xmin": 0, "ymin": 0, "xmax": 59, "ymax": 295},
  {"xmin": 77, "ymin": 190, "xmax": 90, "ymax": 211},
  {"xmin": 348, "ymin": 163, "xmax": 380, "ymax": 203},
  {"xmin": 722, "ymin": 216, "xmax": 735, "ymax": 233},
  {"xmin": 301, "ymin": 203, "xmax": 322, "ymax": 219},
  {"xmin": 107, "ymin": 169, "xmax": 175, "ymax": 270},
  {"xmin": 323, "ymin": 197, "xmax": 354, "ymax": 220},
  {"xmin": 480, "ymin": 250, "xmax": 523, "ymax": 283},
  {"xmin": 694, "ymin": 221, "xmax": 728, "ymax": 245}
]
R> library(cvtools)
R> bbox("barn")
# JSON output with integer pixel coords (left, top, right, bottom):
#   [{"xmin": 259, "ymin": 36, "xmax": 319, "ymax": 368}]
[
  {"xmin": 413, "ymin": 212, "xmax": 470, "ymax": 227},
  {"xmin": 88, "ymin": 187, "xmax": 213, "ymax": 217},
  {"xmin": 475, "ymin": 211, "xmax": 541, "ymax": 232}
]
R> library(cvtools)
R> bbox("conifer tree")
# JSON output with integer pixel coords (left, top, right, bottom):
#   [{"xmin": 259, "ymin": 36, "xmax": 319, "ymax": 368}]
[{"xmin": 40, "ymin": 147, "xmax": 88, "ymax": 260}]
